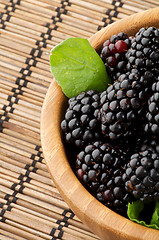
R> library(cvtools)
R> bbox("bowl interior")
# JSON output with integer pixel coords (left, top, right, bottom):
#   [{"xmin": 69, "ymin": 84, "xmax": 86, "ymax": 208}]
[{"xmin": 41, "ymin": 7, "xmax": 159, "ymax": 240}]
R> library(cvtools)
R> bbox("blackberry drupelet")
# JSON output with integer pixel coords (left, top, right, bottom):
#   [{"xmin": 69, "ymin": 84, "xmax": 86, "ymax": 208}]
[
  {"xmin": 145, "ymin": 78, "xmax": 159, "ymax": 136},
  {"xmin": 76, "ymin": 141, "xmax": 133, "ymax": 215},
  {"xmin": 99, "ymin": 71, "xmax": 152, "ymax": 140},
  {"xmin": 126, "ymin": 26, "xmax": 159, "ymax": 77},
  {"xmin": 123, "ymin": 141, "xmax": 159, "ymax": 202},
  {"xmin": 140, "ymin": 138, "xmax": 159, "ymax": 153},
  {"xmin": 100, "ymin": 32, "xmax": 132, "ymax": 80},
  {"xmin": 61, "ymin": 90, "xmax": 101, "ymax": 148}
]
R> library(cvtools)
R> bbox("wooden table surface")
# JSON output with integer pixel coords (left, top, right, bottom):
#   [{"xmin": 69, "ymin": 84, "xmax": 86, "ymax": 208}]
[{"xmin": 0, "ymin": 0, "xmax": 159, "ymax": 239}]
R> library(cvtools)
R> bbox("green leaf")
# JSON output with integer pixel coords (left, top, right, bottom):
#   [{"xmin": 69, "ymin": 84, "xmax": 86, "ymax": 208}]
[
  {"xmin": 151, "ymin": 201, "xmax": 159, "ymax": 226},
  {"xmin": 127, "ymin": 201, "xmax": 159, "ymax": 230},
  {"xmin": 50, "ymin": 38, "xmax": 111, "ymax": 98},
  {"xmin": 127, "ymin": 201, "xmax": 144, "ymax": 221}
]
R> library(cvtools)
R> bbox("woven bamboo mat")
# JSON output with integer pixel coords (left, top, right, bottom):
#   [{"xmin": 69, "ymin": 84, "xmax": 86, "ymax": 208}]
[{"xmin": 0, "ymin": 0, "xmax": 159, "ymax": 239}]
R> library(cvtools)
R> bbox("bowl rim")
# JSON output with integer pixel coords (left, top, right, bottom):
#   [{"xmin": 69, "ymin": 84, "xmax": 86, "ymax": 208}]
[{"xmin": 41, "ymin": 7, "xmax": 159, "ymax": 240}]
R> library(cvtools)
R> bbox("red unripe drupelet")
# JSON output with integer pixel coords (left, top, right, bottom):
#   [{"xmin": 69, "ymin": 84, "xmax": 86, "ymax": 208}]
[{"xmin": 115, "ymin": 40, "xmax": 128, "ymax": 53}]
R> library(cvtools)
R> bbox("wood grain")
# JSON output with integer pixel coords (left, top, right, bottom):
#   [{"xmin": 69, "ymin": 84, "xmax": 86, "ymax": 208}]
[{"xmin": 41, "ymin": 7, "xmax": 159, "ymax": 240}]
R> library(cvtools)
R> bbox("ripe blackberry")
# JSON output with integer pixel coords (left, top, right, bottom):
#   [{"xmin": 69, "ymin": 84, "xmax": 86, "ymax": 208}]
[
  {"xmin": 99, "ymin": 71, "xmax": 151, "ymax": 140},
  {"xmin": 123, "ymin": 142, "xmax": 159, "ymax": 202},
  {"xmin": 145, "ymin": 78, "xmax": 159, "ymax": 136},
  {"xmin": 76, "ymin": 141, "xmax": 133, "ymax": 215},
  {"xmin": 126, "ymin": 26, "xmax": 159, "ymax": 77},
  {"xmin": 61, "ymin": 90, "xmax": 101, "ymax": 148},
  {"xmin": 100, "ymin": 32, "xmax": 132, "ymax": 80}
]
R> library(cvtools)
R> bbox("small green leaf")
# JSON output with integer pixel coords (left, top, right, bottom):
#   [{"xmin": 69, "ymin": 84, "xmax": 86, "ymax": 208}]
[
  {"xmin": 127, "ymin": 201, "xmax": 159, "ymax": 230},
  {"xmin": 151, "ymin": 201, "xmax": 159, "ymax": 226},
  {"xmin": 128, "ymin": 201, "xmax": 144, "ymax": 221},
  {"xmin": 50, "ymin": 38, "xmax": 111, "ymax": 98}
]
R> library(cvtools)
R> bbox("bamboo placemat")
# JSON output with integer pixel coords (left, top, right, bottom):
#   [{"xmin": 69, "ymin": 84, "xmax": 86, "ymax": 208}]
[{"xmin": 0, "ymin": 0, "xmax": 159, "ymax": 239}]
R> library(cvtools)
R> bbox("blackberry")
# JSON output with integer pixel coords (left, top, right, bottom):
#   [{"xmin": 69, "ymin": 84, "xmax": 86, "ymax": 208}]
[
  {"xmin": 61, "ymin": 90, "xmax": 101, "ymax": 148},
  {"xmin": 123, "ymin": 141, "xmax": 159, "ymax": 202},
  {"xmin": 145, "ymin": 78, "xmax": 159, "ymax": 136},
  {"xmin": 99, "ymin": 71, "xmax": 151, "ymax": 140},
  {"xmin": 76, "ymin": 141, "xmax": 133, "ymax": 215},
  {"xmin": 126, "ymin": 26, "xmax": 159, "ymax": 77},
  {"xmin": 100, "ymin": 32, "xmax": 132, "ymax": 80}
]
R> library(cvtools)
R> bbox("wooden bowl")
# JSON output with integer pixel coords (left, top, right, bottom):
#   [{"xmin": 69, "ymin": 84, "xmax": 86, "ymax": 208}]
[{"xmin": 41, "ymin": 8, "xmax": 159, "ymax": 240}]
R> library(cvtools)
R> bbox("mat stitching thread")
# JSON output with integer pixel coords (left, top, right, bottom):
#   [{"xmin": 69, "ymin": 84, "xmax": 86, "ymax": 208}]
[
  {"xmin": 0, "ymin": 0, "xmax": 71, "ymax": 125},
  {"xmin": 106, "ymin": 0, "xmax": 123, "ymax": 21},
  {"xmin": 0, "ymin": 119, "xmax": 3, "ymax": 132},
  {"xmin": 0, "ymin": 145, "xmax": 43, "ymax": 223},
  {"xmin": 50, "ymin": 209, "xmax": 75, "ymax": 239},
  {"xmin": 0, "ymin": 0, "xmax": 20, "ymax": 29},
  {"xmin": 98, "ymin": 0, "xmax": 123, "ymax": 30},
  {"xmin": 0, "ymin": 0, "xmax": 22, "ymax": 121},
  {"xmin": 0, "ymin": 192, "xmax": 18, "ymax": 223},
  {"xmin": 0, "ymin": 0, "xmax": 26, "ymax": 123},
  {"xmin": 33, "ymin": 0, "xmax": 71, "ymax": 58}
]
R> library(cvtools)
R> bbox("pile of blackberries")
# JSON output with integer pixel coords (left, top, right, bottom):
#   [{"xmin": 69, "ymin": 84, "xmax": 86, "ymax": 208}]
[{"xmin": 61, "ymin": 27, "xmax": 159, "ymax": 216}]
